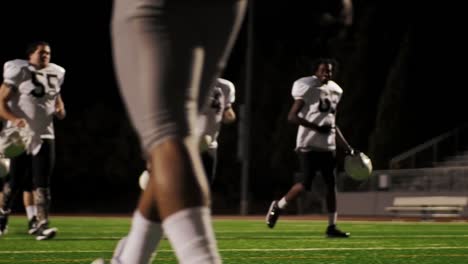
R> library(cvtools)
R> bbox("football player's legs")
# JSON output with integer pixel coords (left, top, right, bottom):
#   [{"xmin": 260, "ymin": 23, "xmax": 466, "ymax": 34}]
[
  {"xmin": 137, "ymin": 171, "xmax": 160, "ymax": 220},
  {"xmin": 113, "ymin": 0, "xmax": 246, "ymax": 215},
  {"xmin": 112, "ymin": 0, "xmax": 196, "ymax": 219},
  {"xmin": 152, "ymin": 4, "xmax": 246, "ymax": 263},
  {"xmin": 319, "ymin": 151, "xmax": 340, "ymax": 228},
  {"xmin": 266, "ymin": 151, "xmax": 318, "ymax": 226},
  {"xmin": 201, "ymin": 151, "xmax": 216, "ymax": 185},
  {"xmin": 23, "ymin": 165, "xmax": 34, "ymax": 209},
  {"xmin": 23, "ymin": 167, "xmax": 37, "ymax": 226},
  {"xmin": 1, "ymin": 153, "xmax": 30, "ymax": 211},
  {"xmin": 0, "ymin": 179, "xmax": 2, "ymax": 206},
  {"xmin": 112, "ymin": 1, "xmax": 246, "ymax": 263},
  {"xmin": 285, "ymin": 152, "xmax": 317, "ymax": 202},
  {"xmin": 110, "ymin": 2, "xmax": 168, "ymax": 263},
  {"xmin": 320, "ymin": 152, "xmax": 337, "ymax": 213},
  {"xmin": 142, "ymin": 0, "xmax": 247, "ymax": 217},
  {"xmin": 23, "ymin": 175, "xmax": 34, "ymax": 206},
  {"xmin": 136, "ymin": 160, "xmax": 159, "ymax": 221},
  {"xmin": 23, "ymin": 191, "xmax": 36, "ymax": 219},
  {"xmin": 31, "ymin": 139, "xmax": 55, "ymax": 223},
  {"xmin": 0, "ymin": 154, "xmax": 29, "ymax": 235}
]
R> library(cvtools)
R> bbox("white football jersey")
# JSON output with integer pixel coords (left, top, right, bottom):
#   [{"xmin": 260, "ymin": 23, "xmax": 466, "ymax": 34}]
[
  {"xmin": 198, "ymin": 78, "xmax": 235, "ymax": 153},
  {"xmin": 292, "ymin": 75, "xmax": 342, "ymax": 152},
  {"xmin": 3, "ymin": 59, "xmax": 65, "ymax": 141}
]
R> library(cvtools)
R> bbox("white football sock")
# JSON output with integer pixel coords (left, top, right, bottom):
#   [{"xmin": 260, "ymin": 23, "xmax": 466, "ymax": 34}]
[
  {"xmin": 116, "ymin": 210, "xmax": 163, "ymax": 264},
  {"xmin": 25, "ymin": 206, "xmax": 35, "ymax": 220},
  {"xmin": 328, "ymin": 212, "xmax": 337, "ymax": 226},
  {"xmin": 162, "ymin": 206, "xmax": 221, "ymax": 264},
  {"xmin": 277, "ymin": 197, "xmax": 288, "ymax": 209}
]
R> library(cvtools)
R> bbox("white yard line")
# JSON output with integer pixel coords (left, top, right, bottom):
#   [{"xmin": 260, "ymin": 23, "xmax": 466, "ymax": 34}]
[{"xmin": 1, "ymin": 246, "xmax": 468, "ymax": 254}]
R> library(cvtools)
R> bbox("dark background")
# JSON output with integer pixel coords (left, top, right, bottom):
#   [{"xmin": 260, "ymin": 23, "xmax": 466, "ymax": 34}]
[{"xmin": 1, "ymin": 0, "xmax": 467, "ymax": 214}]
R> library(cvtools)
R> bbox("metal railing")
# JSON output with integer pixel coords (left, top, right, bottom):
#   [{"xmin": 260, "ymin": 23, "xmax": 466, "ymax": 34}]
[
  {"xmin": 345, "ymin": 167, "xmax": 468, "ymax": 192},
  {"xmin": 389, "ymin": 125, "xmax": 468, "ymax": 169}
]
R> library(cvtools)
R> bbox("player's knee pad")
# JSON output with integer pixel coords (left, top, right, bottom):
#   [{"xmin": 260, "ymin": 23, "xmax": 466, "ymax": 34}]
[
  {"xmin": 2, "ymin": 182, "xmax": 11, "ymax": 198},
  {"xmin": 33, "ymin": 188, "xmax": 50, "ymax": 206},
  {"xmin": 1, "ymin": 183, "xmax": 12, "ymax": 208}
]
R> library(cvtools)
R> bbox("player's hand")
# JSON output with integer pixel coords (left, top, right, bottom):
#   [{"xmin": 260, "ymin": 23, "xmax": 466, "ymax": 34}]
[
  {"xmin": 55, "ymin": 107, "xmax": 66, "ymax": 120},
  {"xmin": 12, "ymin": 118, "xmax": 27, "ymax": 128},
  {"xmin": 345, "ymin": 148, "xmax": 356, "ymax": 156}
]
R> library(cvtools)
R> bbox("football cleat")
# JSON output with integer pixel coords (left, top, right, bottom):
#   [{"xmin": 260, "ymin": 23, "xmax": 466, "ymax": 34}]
[
  {"xmin": 35, "ymin": 220, "xmax": 58, "ymax": 241},
  {"xmin": 266, "ymin": 200, "xmax": 281, "ymax": 228},
  {"xmin": 28, "ymin": 216, "xmax": 39, "ymax": 235},
  {"xmin": 0, "ymin": 208, "xmax": 11, "ymax": 236},
  {"xmin": 326, "ymin": 225, "xmax": 350, "ymax": 238}
]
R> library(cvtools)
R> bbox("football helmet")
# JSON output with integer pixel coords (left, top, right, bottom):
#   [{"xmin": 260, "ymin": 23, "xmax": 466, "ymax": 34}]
[
  {"xmin": 0, "ymin": 158, "xmax": 9, "ymax": 178},
  {"xmin": 344, "ymin": 151, "xmax": 373, "ymax": 181},
  {"xmin": 0, "ymin": 126, "xmax": 34, "ymax": 158}
]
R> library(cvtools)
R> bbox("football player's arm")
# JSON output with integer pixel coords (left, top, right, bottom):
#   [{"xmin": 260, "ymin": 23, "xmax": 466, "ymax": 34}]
[
  {"xmin": 54, "ymin": 94, "xmax": 66, "ymax": 120},
  {"xmin": 335, "ymin": 126, "xmax": 354, "ymax": 154},
  {"xmin": 287, "ymin": 99, "xmax": 331, "ymax": 133},
  {"xmin": 221, "ymin": 79, "xmax": 236, "ymax": 124},
  {"xmin": 222, "ymin": 107, "xmax": 236, "ymax": 124},
  {"xmin": 0, "ymin": 83, "xmax": 27, "ymax": 127}
]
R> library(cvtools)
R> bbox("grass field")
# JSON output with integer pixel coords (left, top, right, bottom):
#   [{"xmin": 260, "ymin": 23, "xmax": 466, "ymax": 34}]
[{"xmin": 0, "ymin": 216, "xmax": 467, "ymax": 263}]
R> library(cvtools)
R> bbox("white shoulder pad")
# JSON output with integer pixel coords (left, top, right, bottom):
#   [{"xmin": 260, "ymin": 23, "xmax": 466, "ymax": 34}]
[
  {"xmin": 49, "ymin": 63, "xmax": 65, "ymax": 75},
  {"xmin": 48, "ymin": 63, "xmax": 66, "ymax": 85},
  {"xmin": 3, "ymin": 59, "xmax": 28, "ymax": 86},
  {"xmin": 292, "ymin": 76, "xmax": 322, "ymax": 100},
  {"xmin": 217, "ymin": 78, "xmax": 235, "ymax": 103},
  {"xmin": 327, "ymin": 80, "xmax": 343, "ymax": 94}
]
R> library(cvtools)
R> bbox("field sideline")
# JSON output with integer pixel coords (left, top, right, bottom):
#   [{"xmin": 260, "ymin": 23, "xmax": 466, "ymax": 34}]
[{"xmin": 0, "ymin": 215, "xmax": 467, "ymax": 263}]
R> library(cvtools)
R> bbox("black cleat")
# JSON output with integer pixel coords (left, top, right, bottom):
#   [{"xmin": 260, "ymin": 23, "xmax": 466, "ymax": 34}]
[
  {"xmin": 35, "ymin": 220, "xmax": 58, "ymax": 241},
  {"xmin": 326, "ymin": 225, "xmax": 350, "ymax": 238},
  {"xmin": 28, "ymin": 216, "xmax": 39, "ymax": 235},
  {"xmin": 266, "ymin": 200, "xmax": 281, "ymax": 228},
  {"xmin": 0, "ymin": 208, "xmax": 10, "ymax": 236}
]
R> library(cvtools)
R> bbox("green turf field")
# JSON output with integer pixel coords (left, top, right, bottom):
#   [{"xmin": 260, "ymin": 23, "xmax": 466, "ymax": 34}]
[{"xmin": 0, "ymin": 216, "xmax": 467, "ymax": 263}]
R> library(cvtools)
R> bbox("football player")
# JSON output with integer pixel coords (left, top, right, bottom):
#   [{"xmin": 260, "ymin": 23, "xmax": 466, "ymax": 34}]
[
  {"xmin": 138, "ymin": 78, "xmax": 236, "ymax": 190},
  {"xmin": 198, "ymin": 78, "xmax": 236, "ymax": 184},
  {"xmin": 92, "ymin": 1, "xmax": 247, "ymax": 263},
  {"xmin": 0, "ymin": 41, "xmax": 66, "ymax": 240},
  {"xmin": 265, "ymin": 58, "xmax": 353, "ymax": 238}
]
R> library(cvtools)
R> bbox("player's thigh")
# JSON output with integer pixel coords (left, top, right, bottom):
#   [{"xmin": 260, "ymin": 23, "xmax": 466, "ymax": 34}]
[
  {"xmin": 319, "ymin": 151, "xmax": 337, "ymax": 188},
  {"xmin": 297, "ymin": 152, "xmax": 320, "ymax": 190},
  {"xmin": 193, "ymin": 0, "xmax": 247, "ymax": 110},
  {"xmin": 9, "ymin": 153, "xmax": 31, "ymax": 189},
  {"xmin": 31, "ymin": 140, "xmax": 55, "ymax": 188},
  {"xmin": 112, "ymin": 0, "xmax": 246, "ymax": 151}
]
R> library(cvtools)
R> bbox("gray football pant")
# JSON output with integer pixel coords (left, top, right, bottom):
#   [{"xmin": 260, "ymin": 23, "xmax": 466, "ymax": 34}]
[{"xmin": 112, "ymin": 0, "xmax": 247, "ymax": 152}]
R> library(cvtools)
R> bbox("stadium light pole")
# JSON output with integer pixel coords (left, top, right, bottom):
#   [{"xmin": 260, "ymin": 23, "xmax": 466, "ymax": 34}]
[{"xmin": 239, "ymin": 0, "xmax": 254, "ymax": 215}]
